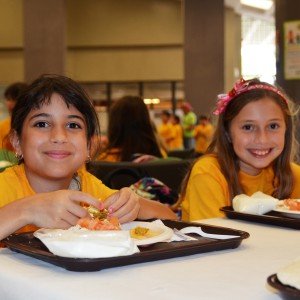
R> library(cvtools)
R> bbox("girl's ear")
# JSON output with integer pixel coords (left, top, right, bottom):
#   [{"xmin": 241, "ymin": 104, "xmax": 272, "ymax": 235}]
[{"xmin": 10, "ymin": 131, "xmax": 22, "ymax": 155}]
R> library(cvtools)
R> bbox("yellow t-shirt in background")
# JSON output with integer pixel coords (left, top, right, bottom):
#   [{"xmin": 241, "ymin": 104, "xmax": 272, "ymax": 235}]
[
  {"xmin": 169, "ymin": 124, "xmax": 183, "ymax": 150},
  {"xmin": 181, "ymin": 155, "xmax": 300, "ymax": 221},
  {"xmin": 193, "ymin": 123, "xmax": 214, "ymax": 154},
  {"xmin": 158, "ymin": 123, "xmax": 175, "ymax": 149}
]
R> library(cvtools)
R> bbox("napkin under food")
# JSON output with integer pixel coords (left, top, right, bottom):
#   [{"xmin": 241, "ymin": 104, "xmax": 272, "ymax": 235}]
[
  {"xmin": 277, "ymin": 258, "xmax": 300, "ymax": 290},
  {"xmin": 232, "ymin": 191, "xmax": 279, "ymax": 215},
  {"xmin": 34, "ymin": 226, "xmax": 139, "ymax": 258}
]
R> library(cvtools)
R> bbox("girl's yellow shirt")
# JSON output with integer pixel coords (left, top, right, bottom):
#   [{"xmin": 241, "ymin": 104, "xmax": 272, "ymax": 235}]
[
  {"xmin": 181, "ymin": 155, "xmax": 300, "ymax": 221},
  {"xmin": 0, "ymin": 164, "xmax": 116, "ymax": 233}
]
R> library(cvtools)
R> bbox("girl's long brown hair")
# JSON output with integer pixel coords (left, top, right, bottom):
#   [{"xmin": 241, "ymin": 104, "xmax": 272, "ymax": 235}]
[
  {"xmin": 180, "ymin": 79, "xmax": 298, "ymax": 203},
  {"xmin": 103, "ymin": 95, "xmax": 163, "ymax": 161}
]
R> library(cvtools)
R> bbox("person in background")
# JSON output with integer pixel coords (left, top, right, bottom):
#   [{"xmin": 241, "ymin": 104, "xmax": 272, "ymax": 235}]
[
  {"xmin": 181, "ymin": 102, "xmax": 197, "ymax": 149},
  {"xmin": 97, "ymin": 95, "xmax": 166, "ymax": 162},
  {"xmin": 180, "ymin": 78, "xmax": 300, "ymax": 221},
  {"xmin": 0, "ymin": 82, "xmax": 28, "ymax": 151},
  {"xmin": 193, "ymin": 114, "xmax": 214, "ymax": 155},
  {"xmin": 0, "ymin": 75, "xmax": 176, "ymax": 240},
  {"xmin": 158, "ymin": 110, "xmax": 175, "ymax": 150},
  {"xmin": 169, "ymin": 114, "xmax": 183, "ymax": 150}
]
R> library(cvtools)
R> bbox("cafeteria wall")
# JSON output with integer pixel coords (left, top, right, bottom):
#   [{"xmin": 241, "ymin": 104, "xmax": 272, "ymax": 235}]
[
  {"xmin": 275, "ymin": 0, "xmax": 300, "ymax": 104},
  {"xmin": 0, "ymin": 0, "xmax": 240, "ymax": 115}
]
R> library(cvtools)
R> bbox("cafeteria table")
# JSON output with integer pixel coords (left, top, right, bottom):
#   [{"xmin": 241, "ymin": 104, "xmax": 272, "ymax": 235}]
[{"xmin": 0, "ymin": 217, "xmax": 299, "ymax": 300}]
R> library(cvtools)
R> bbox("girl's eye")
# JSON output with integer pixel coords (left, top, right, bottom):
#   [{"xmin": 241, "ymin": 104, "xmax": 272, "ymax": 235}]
[
  {"xmin": 269, "ymin": 123, "xmax": 279, "ymax": 130},
  {"xmin": 68, "ymin": 122, "xmax": 81, "ymax": 129},
  {"xmin": 242, "ymin": 124, "xmax": 253, "ymax": 131},
  {"xmin": 34, "ymin": 121, "xmax": 49, "ymax": 128}
]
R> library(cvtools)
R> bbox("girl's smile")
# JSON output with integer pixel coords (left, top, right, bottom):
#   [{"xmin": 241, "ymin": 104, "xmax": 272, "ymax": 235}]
[{"xmin": 229, "ymin": 97, "xmax": 286, "ymax": 176}]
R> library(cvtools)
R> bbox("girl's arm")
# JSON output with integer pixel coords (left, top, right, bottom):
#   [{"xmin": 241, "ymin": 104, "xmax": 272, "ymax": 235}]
[{"xmin": 0, "ymin": 190, "xmax": 102, "ymax": 240}]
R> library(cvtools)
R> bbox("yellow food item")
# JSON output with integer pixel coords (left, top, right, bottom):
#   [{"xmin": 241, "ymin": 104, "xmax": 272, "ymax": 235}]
[
  {"xmin": 85, "ymin": 206, "xmax": 109, "ymax": 220},
  {"xmin": 130, "ymin": 226, "xmax": 161, "ymax": 240}
]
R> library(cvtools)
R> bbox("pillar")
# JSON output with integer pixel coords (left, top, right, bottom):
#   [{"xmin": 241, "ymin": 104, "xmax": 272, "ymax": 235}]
[
  {"xmin": 23, "ymin": 0, "xmax": 66, "ymax": 83},
  {"xmin": 184, "ymin": 0, "xmax": 225, "ymax": 115}
]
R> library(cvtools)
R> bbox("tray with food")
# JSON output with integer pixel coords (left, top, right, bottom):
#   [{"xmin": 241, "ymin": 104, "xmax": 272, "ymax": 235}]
[
  {"xmin": 2, "ymin": 207, "xmax": 249, "ymax": 272},
  {"xmin": 220, "ymin": 206, "xmax": 300, "ymax": 229},
  {"xmin": 267, "ymin": 258, "xmax": 300, "ymax": 300},
  {"xmin": 220, "ymin": 192, "xmax": 300, "ymax": 229},
  {"xmin": 267, "ymin": 274, "xmax": 300, "ymax": 300}
]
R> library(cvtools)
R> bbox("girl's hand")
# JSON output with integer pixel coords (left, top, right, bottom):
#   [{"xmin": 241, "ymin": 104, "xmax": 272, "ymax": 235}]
[
  {"xmin": 103, "ymin": 188, "xmax": 140, "ymax": 223},
  {"xmin": 21, "ymin": 190, "xmax": 102, "ymax": 229}
]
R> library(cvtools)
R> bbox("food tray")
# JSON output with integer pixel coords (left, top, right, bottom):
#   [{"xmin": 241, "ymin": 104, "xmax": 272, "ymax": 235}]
[
  {"xmin": 220, "ymin": 206, "xmax": 300, "ymax": 229},
  {"xmin": 2, "ymin": 219, "xmax": 249, "ymax": 272},
  {"xmin": 267, "ymin": 274, "xmax": 300, "ymax": 300}
]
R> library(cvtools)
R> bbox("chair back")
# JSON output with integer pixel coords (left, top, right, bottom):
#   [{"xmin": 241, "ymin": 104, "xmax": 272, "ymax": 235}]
[
  {"xmin": 167, "ymin": 148, "xmax": 199, "ymax": 159},
  {"xmin": 87, "ymin": 159, "xmax": 193, "ymax": 192}
]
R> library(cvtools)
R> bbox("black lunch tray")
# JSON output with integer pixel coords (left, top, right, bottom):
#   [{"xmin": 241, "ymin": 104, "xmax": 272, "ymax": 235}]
[
  {"xmin": 220, "ymin": 206, "xmax": 300, "ymax": 229},
  {"xmin": 267, "ymin": 274, "xmax": 300, "ymax": 300},
  {"xmin": 2, "ymin": 219, "xmax": 249, "ymax": 272}
]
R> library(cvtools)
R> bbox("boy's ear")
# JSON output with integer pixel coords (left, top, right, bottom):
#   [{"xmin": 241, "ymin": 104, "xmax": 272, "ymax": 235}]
[{"xmin": 10, "ymin": 131, "xmax": 22, "ymax": 154}]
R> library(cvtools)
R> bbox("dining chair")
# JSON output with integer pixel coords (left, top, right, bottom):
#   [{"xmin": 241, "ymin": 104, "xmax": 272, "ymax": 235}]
[{"xmin": 87, "ymin": 159, "xmax": 193, "ymax": 192}]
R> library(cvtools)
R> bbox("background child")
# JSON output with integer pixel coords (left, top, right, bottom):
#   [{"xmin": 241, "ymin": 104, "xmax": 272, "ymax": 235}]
[
  {"xmin": 193, "ymin": 114, "xmax": 214, "ymax": 155},
  {"xmin": 180, "ymin": 102, "xmax": 197, "ymax": 149},
  {"xmin": 0, "ymin": 82, "xmax": 28, "ymax": 151},
  {"xmin": 98, "ymin": 95, "xmax": 165, "ymax": 162},
  {"xmin": 0, "ymin": 74, "xmax": 176, "ymax": 240},
  {"xmin": 158, "ymin": 110, "xmax": 175, "ymax": 151},
  {"xmin": 180, "ymin": 78, "xmax": 300, "ymax": 221},
  {"xmin": 169, "ymin": 114, "xmax": 183, "ymax": 151}
]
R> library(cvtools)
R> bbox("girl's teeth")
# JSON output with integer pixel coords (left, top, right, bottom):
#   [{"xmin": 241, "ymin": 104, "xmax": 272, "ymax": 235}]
[{"xmin": 253, "ymin": 150, "xmax": 269, "ymax": 155}]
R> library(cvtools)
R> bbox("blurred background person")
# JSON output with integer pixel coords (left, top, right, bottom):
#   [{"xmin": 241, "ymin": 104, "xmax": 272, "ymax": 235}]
[
  {"xmin": 194, "ymin": 114, "xmax": 214, "ymax": 155},
  {"xmin": 169, "ymin": 114, "xmax": 183, "ymax": 150},
  {"xmin": 158, "ymin": 110, "xmax": 175, "ymax": 151},
  {"xmin": 180, "ymin": 102, "xmax": 197, "ymax": 149},
  {"xmin": 97, "ymin": 95, "xmax": 166, "ymax": 162},
  {"xmin": 0, "ymin": 82, "xmax": 28, "ymax": 151}
]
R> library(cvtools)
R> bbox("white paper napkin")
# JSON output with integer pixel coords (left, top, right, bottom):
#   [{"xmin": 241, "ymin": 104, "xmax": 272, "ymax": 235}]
[
  {"xmin": 152, "ymin": 220, "xmax": 239, "ymax": 241},
  {"xmin": 232, "ymin": 191, "xmax": 279, "ymax": 214},
  {"xmin": 34, "ymin": 226, "xmax": 140, "ymax": 258}
]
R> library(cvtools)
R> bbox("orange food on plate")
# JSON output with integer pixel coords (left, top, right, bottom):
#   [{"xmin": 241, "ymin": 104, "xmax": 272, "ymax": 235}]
[
  {"xmin": 278, "ymin": 199, "xmax": 300, "ymax": 211},
  {"xmin": 77, "ymin": 217, "xmax": 121, "ymax": 230},
  {"xmin": 77, "ymin": 206, "xmax": 121, "ymax": 230}
]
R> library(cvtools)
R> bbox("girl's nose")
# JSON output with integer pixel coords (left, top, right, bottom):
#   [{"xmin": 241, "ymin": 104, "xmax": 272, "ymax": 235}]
[
  {"xmin": 254, "ymin": 129, "xmax": 268, "ymax": 144},
  {"xmin": 50, "ymin": 126, "xmax": 68, "ymax": 143}
]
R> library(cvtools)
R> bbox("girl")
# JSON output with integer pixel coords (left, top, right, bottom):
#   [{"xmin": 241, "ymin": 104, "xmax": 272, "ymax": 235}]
[
  {"xmin": 97, "ymin": 95, "xmax": 166, "ymax": 162},
  {"xmin": 0, "ymin": 75, "xmax": 176, "ymax": 240},
  {"xmin": 180, "ymin": 78, "xmax": 300, "ymax": 221}
]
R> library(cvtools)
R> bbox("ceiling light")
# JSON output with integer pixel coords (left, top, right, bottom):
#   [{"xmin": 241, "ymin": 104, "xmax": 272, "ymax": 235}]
[{"xmin": 241, "ymin": 0, "xmax": 273, "ymax": 10}]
